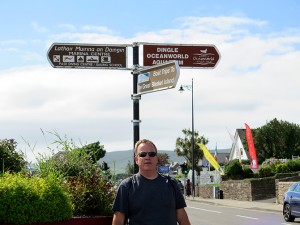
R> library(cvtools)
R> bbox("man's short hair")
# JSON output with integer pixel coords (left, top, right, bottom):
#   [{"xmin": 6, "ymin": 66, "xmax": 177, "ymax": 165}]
[{"xmin": 134, "ymin": 139, "xmax": 157, "ymax": 155}]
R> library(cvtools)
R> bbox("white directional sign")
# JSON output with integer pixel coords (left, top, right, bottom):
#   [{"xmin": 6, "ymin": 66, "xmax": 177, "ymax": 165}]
[
  {"xmin": 47, "ymin": 43, "xmax": 130, "ymax": 69},
  {"xmin": 137, "ymin": 61, "xmax": 180, "ymax": 94}
]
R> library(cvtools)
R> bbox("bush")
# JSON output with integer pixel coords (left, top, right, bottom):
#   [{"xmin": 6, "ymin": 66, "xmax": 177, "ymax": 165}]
[
  {"xmin": 225, "ymin": 160, "xmax": 243, "ymax": 179},
  {"xmin": 286, "ymin": 159, "xmax": 300, "ymax": 172},
  {"xmin": 258, "ymin": 166, "xmax": 273, "ymax": 177},
  {"xmin": 0, "ymin": 173, "xmax": 72, "ymax": 224},
  {"xmin": 275, "ymin": 163, "xmax": 289, "ymax": 173},
  {"xmin": 242, "ymin": 165, "xmax": 254, "ymax": 178},
  {"xmin": 36, "ymin": 135, "xmax": 115, "ymax": 217},
  {"xmin": 66, "ymin": 170, "xmax": 114, "ymax": 216},
  {"xmin": 261, "ymin": 158, "xmax": 281, "ymax": 173}
]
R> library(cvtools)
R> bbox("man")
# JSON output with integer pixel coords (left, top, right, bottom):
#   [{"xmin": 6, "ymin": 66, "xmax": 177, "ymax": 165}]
[{"xmin": 112, "ymin": 139, "xmax": 191, "ymax": 225}]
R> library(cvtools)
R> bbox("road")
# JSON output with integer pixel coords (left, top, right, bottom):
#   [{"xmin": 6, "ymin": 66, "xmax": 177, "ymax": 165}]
[{"xmin": 185, "ymin": 200, "xmax": 292, "ymax": 225}]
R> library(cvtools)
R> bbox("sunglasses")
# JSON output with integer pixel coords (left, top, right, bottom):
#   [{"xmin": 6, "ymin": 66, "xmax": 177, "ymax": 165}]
[{"xmin": 137, "ymin": 151, "xmax": 157, "ymax": 157}]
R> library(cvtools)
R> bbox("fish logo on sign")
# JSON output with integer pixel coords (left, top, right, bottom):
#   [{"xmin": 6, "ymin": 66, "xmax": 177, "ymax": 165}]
[
  {"xmin": 138, "ymin": 72, "xmax": 150, "ymax": 84},
  {"xmin": 193, "ymin": 48, "xmax": 216, "ymax": 66}
]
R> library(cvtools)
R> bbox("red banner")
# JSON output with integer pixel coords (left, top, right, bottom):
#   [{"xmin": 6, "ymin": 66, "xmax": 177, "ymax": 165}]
[{"xmin": 245, "ymin": 123, "xmax": 259, "ymax": 169}]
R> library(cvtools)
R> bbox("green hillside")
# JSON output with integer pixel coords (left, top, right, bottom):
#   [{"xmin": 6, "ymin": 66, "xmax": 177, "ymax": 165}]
[{"xmin": 99, "ymin": 150, "xmax": 186, "ymax": 174}]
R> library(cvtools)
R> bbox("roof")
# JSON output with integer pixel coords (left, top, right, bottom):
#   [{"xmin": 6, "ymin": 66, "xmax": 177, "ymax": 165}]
[
  {"xmin": 203, "ymin": 148, "xmax": 231, "ymax": 164},
  {"xmin": 236, "ymin": 128, "xmax": 247, "ymax": 149}
]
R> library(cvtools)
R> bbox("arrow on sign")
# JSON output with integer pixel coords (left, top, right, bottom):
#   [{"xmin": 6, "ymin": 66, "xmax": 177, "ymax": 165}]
[{"xmin": 136, "ymin": 61, "xmax": 180, "ymax": 94}]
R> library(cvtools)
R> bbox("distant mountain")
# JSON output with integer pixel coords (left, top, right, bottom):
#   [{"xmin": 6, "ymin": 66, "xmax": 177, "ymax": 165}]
[{"xmin": 99, "ymin": 150, "xmax": 186, "ymax": 174}]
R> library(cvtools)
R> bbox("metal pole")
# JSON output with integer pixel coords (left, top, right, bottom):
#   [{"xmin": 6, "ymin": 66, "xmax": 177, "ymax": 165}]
[
  {"xmin": 191, "ymin": 78, "xmax": 195, "ymax": 199},
  {"xmin": 132, "ymin": 42, "xmax": 140, "ymax": 174}
]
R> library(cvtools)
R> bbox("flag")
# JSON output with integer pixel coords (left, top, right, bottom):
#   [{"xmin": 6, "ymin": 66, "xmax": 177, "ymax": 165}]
[
  {"xmin": 245, "ymin": 123, "xmax": 259, "ymax": 169},
  {"xmin": 198, "ymin": 143, "xmax": 224, "ymax": 175}
]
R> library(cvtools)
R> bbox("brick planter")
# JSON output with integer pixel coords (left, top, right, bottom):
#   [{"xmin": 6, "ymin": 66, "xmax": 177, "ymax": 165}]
[{"xmin": 1, "ymin": 216, "xmax": 113, "ymax": 225}]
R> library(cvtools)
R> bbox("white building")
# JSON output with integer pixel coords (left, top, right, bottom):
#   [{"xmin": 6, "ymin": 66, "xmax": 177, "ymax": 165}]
[{"xmin": 229, "ymin": 129, "xmax": 249, "ymax": 162}]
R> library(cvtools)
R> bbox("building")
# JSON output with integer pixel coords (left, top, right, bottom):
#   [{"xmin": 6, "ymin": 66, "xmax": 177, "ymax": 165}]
[
  {"xmin": 201, "ymin": 147, "xmax": 231, "ymax": 166},
  {"xmin": 229, "ymin": 128, "xmax": 250, "ymax": 162}
]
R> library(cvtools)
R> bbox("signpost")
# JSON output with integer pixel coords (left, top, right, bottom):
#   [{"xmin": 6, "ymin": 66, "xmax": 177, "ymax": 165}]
[
  {"xmin": 136, "ymin": 61, "xmax": 180, "ymax": 94},
  {"xmin": 143, "ymin": 43, "xmax": 220, "ymax": 68},
  {"xmin": 47, "ymin": 43, "xmax": 129, "ymax": 69},
  {"xmin": 47, "ymin": 42, "xmax": 221, "ymax": 175}
]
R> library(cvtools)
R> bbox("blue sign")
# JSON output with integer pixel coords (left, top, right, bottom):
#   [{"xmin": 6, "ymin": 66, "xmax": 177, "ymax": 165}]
[{"xmin": 158, "ymin": 166, "xmax": 169, "ymax": 173}]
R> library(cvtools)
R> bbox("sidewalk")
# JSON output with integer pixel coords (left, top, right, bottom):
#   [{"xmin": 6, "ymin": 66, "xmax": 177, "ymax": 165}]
[{"xmin": 186, "ymin": 197, "xmax": 283, "ymax": 213}]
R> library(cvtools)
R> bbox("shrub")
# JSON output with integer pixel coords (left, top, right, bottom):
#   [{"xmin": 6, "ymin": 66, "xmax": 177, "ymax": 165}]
[
  {"xmin": 225, "ymin": 160, "xmax": 243, "ymax": 179},
  {"xmin": 268, "ymin": 163, "xmax": 278, "ymax": 173},
  {"xmin": 66, "ymin": 170, "xmax": 115, "ymax": 216},
  {"xmin": 36, "ymin": 135, "xmax": 115, "ymax": 217},
  {"xmin": 258, "ymin": 166, "xmax": 273, "ymax": 177},
  {"xmin": 275, "ymin": 163, "xmax": 289, "ymax": 173},
  {"xmin": 286, "ymin": 159, "xmax": 300, "ymax": 172},
  {"xmin": 242, "ymin": 165, "xmax": 254, "ymax": 178},
  {"xmin": 0, "ymin": 173, "xmax": 72, "ymax": 224}
]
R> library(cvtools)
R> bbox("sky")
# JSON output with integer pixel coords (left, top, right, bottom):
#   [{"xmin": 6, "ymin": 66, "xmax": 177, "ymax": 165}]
[{"xmin": 0, "ymin": 0, "xmax": 300, "ymax": 163}]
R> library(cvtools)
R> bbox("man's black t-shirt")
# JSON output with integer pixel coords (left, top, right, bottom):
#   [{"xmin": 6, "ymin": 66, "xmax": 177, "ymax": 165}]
[{"xmin": 112, "ymin": 173, "xmax": 187, "ymax": 225}]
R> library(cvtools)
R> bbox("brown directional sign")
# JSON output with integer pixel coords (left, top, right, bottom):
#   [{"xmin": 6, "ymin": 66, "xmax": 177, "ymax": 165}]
[
  {"xmin": 47, "ymin": 43, "xmax": 129, "ymax": 69},
  {"xmin": 143, "ymin": 43, "xmax": 220, "ymax": 68},
  {"xmin": 137, "ymin": 61, "xmax": 180, "ymax": 94}
]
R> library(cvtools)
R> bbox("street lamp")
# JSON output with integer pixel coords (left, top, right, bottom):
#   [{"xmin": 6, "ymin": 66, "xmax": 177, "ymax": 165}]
[{"xmin": 178, "ymin": 78, "xmax": 195, "ymax": 199}]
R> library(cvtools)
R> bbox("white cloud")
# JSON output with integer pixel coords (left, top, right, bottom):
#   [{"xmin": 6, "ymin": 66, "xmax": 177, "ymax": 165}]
[
  {"xmin": 0, "ymin": 40, "xmax": 27, "ymax": 46},
  {"xmin": 81, "ymin": 25, "xmax": 114, "ymax": 34},
  {"xmin": 58, "ymin": 24, "xmax": 77, "ymax": 32},
  {"xmin": 177, "ymin": 16, "xmax": 267, "ymax": 34},
  {"xmin": 30, "ymin": 22, "xmax": 49, "ymax": 33}
]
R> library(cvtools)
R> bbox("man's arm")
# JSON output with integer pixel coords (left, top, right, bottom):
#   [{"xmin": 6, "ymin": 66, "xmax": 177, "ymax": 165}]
[
  {"xmin": 112, "ymin": 211, "xmax": 126, "ymax": 225},
  {"xmin": 176, "ymin": 208, "xmax": 191, "ymax": 225}
]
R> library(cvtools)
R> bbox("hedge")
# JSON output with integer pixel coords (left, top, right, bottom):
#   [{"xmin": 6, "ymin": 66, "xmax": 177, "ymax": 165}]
[{"xmin": 0, "ymin": 173, "xmax": 72, "ymax": 224}]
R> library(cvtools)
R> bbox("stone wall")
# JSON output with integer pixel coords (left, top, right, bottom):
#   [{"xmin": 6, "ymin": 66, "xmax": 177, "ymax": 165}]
[
  {"xmin": 277, "ymin": 182, "xmax": 294, "ymax": 204},
  {"xmin": 207, "ymin": 179, "xmax": 275, "ymax": 201},
  {"xmin": 195, "ymin": 179, "xmax": 276, "ymax": 201},
  {"xmin": 194, "ymin": 175, "xmax": 300, "ymax": 203},
  {"xmin": 196, "ymin": 185, "xmax": 214, "ymax": 199},
  {"xmin": 250, "ymin": 179, "xmax": 276, "ymax": 200},
  {"xmin": 220, "ymin": 180, "xmax": 252, "ymax": 201},
  {"xmin": 276, "ymin": 176, "xmax": 300, "ymax": 204}
]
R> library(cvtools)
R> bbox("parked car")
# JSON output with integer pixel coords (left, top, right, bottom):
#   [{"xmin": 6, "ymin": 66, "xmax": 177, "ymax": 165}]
[{"xmin": 283, "ymin": 181, "xmax": 300, "ymax": 222}]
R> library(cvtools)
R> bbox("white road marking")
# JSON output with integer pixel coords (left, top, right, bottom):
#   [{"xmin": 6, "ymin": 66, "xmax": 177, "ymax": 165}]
[
  {"xmin": 188, "ymin": 206, "xmax": 222, "ymax": 213},
  {"xmin": 236, "ymin": 215, "xmax": 258, "ymax": 220}
]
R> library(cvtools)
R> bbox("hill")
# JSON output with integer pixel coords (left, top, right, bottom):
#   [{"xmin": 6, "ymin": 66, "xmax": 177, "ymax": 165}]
[{"xmin": 99, "ymin": 150, "xmax": 186, "ymax": 174}]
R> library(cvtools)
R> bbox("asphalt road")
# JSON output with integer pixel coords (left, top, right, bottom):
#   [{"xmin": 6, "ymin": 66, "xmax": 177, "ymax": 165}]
[{"xmin": 185, "ymin": 200, "xmax": 290, "ymax": 225}]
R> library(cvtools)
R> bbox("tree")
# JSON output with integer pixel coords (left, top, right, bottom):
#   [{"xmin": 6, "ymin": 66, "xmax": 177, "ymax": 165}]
[
  {"xmin": 0, "ymin": 139, "xmax": 26, "ymax": 173},
  {"xmin": 157, "ymin": 153, "xmax": 169, "ymax": 166},
  {"xmin": 253, "ymin": 118, "xmax": 300, "ymax": 160},
  {"xmin": 175, "ymin": 129, "xmax": 208, "ymax": 172},
  {"xmin": 80, "ymin": 141, "xmax": 106, "ymax": 164},
  {"xmin": 125, "ymin": 160, "xmax": 134, "ymax": 176}
]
